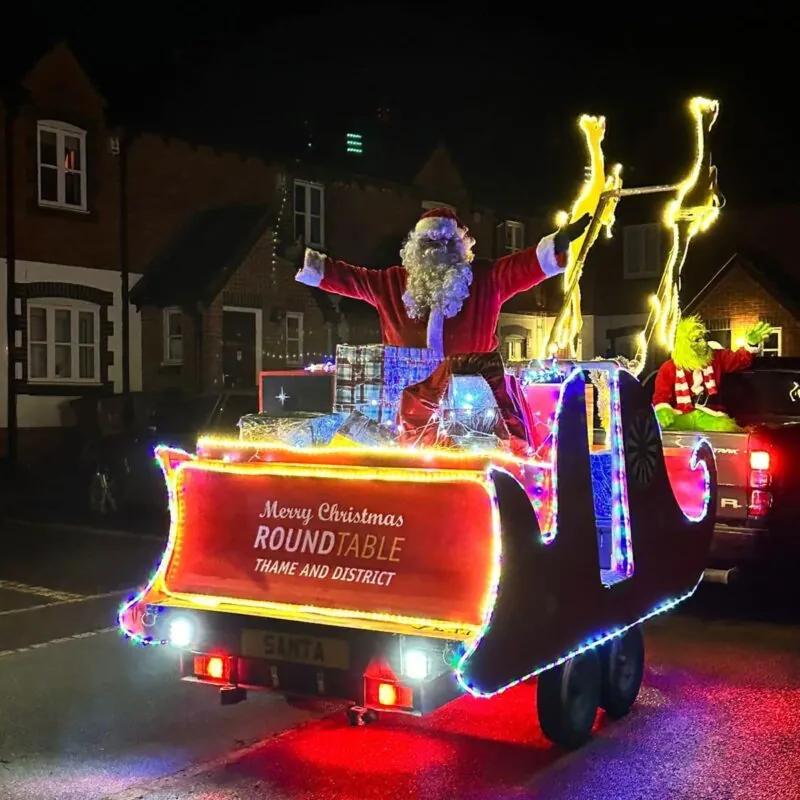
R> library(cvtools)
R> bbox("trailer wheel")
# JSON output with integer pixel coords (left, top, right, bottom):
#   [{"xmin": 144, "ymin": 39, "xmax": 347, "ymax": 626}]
[
  {"xmin": 599, "ymin": 626, "xmax": 645, "ymax": 719},
  {"xmin": 536, "ymin": 650, "xmax": 601, "ymax": 750}
]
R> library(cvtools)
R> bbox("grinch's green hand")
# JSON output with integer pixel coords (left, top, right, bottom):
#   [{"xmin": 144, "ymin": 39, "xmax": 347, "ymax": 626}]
[
  {"xmin": 745, "ymin": 321, "xmax": 772, "ymax": 347},
  {"xmin": 656, "ymin": 406, "xmax": 676, "ymax": 430}
]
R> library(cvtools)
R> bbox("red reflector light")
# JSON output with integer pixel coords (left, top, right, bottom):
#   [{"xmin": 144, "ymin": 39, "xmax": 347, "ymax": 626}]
[
  {"xmin": 364, "ymin": 677, "xmax": 413, "ymax": 709},
  {"xmin": 750, "ymin": 450, "xmax": 770, "ymax": 471},
  {"xmin": 194, "ymin": 655, "xmax": 230, "ymax": 682},
  {"xmin": 749, "ymin": 490, "xmax": 773, "ymax": 516},
  {"xmin": 378, "ymin": 683, "xmax": 397, "ymax": 706}
]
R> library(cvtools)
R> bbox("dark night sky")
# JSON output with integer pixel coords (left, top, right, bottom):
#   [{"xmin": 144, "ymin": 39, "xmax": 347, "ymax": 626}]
[{"xmin": 9, "ymin": 3, "xmax": 797, "ymax": 211}]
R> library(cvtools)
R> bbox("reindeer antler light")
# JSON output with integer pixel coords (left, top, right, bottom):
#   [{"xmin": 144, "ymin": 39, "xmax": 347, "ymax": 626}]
[
  {"xmin": 545, "ymin": 115, "xmax": 623, "ymax": 358},
  {"xmin": 629, "ymin": 97, "xmax": 721, "ymax": 376}
]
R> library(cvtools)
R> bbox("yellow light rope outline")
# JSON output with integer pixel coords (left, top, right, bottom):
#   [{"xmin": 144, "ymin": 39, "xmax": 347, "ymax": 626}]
[
  {"xmin": 146, "ymin": 453, "xmax": 503, "ymax": 640},
  {"xmin": 629, "ymin": 97, "xmax": 721, "ymax": 376},
  {"xmin": 545, "ymin": 115, "xmax": 623, "ymax": 358}
]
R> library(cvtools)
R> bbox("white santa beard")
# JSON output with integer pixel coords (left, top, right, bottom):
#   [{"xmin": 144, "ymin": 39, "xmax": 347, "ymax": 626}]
[{"xmin": 402, "ymin": 261, "xmax": 473, "ymax": 319}]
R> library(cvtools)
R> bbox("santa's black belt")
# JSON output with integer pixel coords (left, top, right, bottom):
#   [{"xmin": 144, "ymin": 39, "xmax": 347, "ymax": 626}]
[{"xmin": 446, "ymin": 351, "xmax": 506, "ymax": 379}]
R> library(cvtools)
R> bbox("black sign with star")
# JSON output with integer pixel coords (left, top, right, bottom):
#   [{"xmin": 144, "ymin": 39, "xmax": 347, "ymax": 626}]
[{"xmin": 259, "ymin": 371, "xmax": 335, "ymax": 415}]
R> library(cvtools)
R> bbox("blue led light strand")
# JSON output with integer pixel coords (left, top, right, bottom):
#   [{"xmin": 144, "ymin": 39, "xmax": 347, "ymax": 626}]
[
  {"xmin": 683, "ymin": 436, "xmax": 713, "ymax": 522},
  {"xmin": 455, "ymin": 575, "xmax": 703, "ymax": 699},
  {"xmin": 117, "ymin": 445, "xmax": 196, "ymax": 645}
]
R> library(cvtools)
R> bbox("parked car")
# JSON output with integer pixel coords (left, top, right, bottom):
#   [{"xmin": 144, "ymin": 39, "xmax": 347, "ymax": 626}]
[
  {"xmin": 83, "ymin": 390, "xmax": 257, "ymax": 518},
  {"xmin": 642, "ymin": 357, "xmax": 800, "ymax": 585}
]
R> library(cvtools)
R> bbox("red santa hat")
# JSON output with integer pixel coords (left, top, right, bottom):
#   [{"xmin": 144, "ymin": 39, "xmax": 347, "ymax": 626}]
[{"xmin": 414, "ymin": 207, "xmax": 468, "ymax": 238}]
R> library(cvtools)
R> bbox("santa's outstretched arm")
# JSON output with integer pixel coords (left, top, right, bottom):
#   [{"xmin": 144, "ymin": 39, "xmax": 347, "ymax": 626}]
[
  {"xmin": 295, "ymin": 247, "xmax": 380, "ymax": 305},
  {"xmin": 493, "ymin": 214, "xmax": 591, "ymax": 301}
]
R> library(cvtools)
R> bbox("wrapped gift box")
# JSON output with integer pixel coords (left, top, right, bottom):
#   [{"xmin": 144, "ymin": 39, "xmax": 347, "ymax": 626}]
[
  {"xmin": 440, "ymin": 375, "xmax": 503, "ymax": 437},
  {"xmin": 330, "ymin": 410, "xmax": 398, "ymax": 448},
  {"xmin": 239, "ymin": 412, "xmax": 347, "ymax": 447},
  {"xmin": 334, "ymin": 344, "xmax": 439, "ymax": 423}
]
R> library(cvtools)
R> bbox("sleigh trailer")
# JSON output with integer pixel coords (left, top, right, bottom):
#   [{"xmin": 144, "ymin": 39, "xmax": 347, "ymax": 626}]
[{"xmin": 119, "ymin": 361, "xmax": 716, "ymax": 750}]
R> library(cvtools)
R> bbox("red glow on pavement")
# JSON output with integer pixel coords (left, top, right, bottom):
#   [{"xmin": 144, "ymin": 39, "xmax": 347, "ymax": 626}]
[
  {"xmin": 229, "ymin": 682, "xmax": 569, "ymax": 798},
  {"xmin": 163, "ymin": 633, "xmax": 800, "ymax": 800}
]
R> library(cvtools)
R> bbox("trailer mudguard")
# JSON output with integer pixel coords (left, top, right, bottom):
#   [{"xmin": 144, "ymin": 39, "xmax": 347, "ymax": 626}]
[{"xmin": 457, "ymin": 368, "xmax": 716, "ymax": 696}]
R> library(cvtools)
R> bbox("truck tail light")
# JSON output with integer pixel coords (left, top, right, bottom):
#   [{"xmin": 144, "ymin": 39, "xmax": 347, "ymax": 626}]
[
  {"xmin": 748, "ymin": 446, "xmax": 773, "ymax": 516},
  {"xmin": 749, "ymin": 490, "xmax": 773, "ymax": 517}
]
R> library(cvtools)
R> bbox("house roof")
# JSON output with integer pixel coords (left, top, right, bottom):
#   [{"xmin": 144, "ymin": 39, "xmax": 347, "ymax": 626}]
[
  {"xmin": 130, "ymin": 204, "xmax": 274, "ymax": 310},
  {"xmin": 684, "ymin": 250, "xmax": 800, "ymax": 320}
]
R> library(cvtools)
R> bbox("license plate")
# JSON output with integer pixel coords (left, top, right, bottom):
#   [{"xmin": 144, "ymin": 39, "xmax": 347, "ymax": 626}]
[{"xmin": 241, "ymin": 629, "xmax": 350, "ymax": 670}]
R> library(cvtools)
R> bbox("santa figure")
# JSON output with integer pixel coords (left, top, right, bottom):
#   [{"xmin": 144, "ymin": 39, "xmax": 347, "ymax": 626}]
[
  {"xmin": 296, "ymin": 207, "xmax": 590, "ymax": 450},
  {"xmin": 653, "ymin": 315, "xmax": 771, "ymax": 432}
]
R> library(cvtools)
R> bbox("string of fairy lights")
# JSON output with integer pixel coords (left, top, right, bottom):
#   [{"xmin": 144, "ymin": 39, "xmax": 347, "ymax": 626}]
[{"xmin": 267, "ymin": 172, "xmax": 336, "ymax": 365}]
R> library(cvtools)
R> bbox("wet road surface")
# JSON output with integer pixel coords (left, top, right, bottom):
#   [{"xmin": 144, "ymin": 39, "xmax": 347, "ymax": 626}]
[{"xmin": 1, "ymin": 517, "xmax": 799, "ymax": 800}]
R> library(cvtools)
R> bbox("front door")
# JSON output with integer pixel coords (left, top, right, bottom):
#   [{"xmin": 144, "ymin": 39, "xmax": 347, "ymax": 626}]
[{"xmin": 223, "ymin": 310, "xmax": 257, "ymax": 389}]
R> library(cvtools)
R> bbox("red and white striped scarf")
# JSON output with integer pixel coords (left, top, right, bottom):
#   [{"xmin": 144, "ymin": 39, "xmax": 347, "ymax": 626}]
[{"xmin": 674, "ymin": 364, "xmax": 717, "ymax": 409}]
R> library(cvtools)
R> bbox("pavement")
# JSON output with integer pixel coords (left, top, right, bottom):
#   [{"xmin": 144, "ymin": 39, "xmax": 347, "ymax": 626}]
[{"xmin": 1, "ymin": 516, "xmax": 799, "ymax": 800}]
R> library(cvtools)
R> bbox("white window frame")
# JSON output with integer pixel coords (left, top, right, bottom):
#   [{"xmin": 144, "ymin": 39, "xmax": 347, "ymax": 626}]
[
  {"xmin": 27, "ymin": 299, "xmax": 101, "ymax": 385},
  {"xmin": 285, "ymin": 311, "xmax": 304, "ymax": 367},
  {"xmin": 293, "ymin": 180, "xmax": 325, "ymax": 248},
  {"xmin": 506, "ymin": 336, "xmax": 525, "ymax": 362},
  {"xmin": 762, "ymin": 327, "xmax": 782, "ymax": 357},
  {"xmin": 37, "ymin": 120, "xmax": 88, "ymax": 212},
  {"xmin": 162, "ymin": 307, "xmax": 184, "ymax": 365},
  {"xmin": 623, "ymin": 223, "xmax": 662, "ymax": 279},
  {"xmin": 505, "ymin": 221, "xmax": 525, "ymax": 253}
]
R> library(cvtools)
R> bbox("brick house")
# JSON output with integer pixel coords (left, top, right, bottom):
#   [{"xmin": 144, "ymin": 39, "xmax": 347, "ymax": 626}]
[
  {"xmin": 584, "ymin": 203, "xmax": 800, "ymax": 366},
  {"xmin": 1, "ymin": 44, "xmax": 557, "ymax": 462},
  {"xmin": 680, "ymin": 206, "xmax": 800, "ymax": 357},
  {"xmin": 0, "ymin": 44, "xmax": 137, "ymax": 462}
]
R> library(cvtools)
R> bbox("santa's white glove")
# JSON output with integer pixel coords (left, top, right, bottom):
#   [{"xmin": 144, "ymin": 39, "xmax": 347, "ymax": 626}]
[{"xmin": 295, "ymin": 248, "xmax": 326, "ymax": 287}]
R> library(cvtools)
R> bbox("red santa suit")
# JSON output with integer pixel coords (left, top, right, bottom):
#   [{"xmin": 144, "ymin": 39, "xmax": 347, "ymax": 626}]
[
  {"xmin": 296, "ymin": 208, "xmax": 566, "ymax": 447},
  {"xmin": 652, "ymin": 345, "xmax": 755, "ymax": 416}
]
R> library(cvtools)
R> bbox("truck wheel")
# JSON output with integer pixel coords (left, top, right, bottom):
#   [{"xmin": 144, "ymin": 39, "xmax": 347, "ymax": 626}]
[
  {"xmin": 536, "ymin": 650, "xmax": 601, "ymax": 750},
  {"xmin": 599, "ymin": 626, "xmax": 645, "ymax": 719}
]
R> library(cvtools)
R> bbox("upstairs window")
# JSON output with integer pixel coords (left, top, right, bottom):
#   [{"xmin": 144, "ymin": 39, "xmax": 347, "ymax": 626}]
[
  {"xmin": 505, "ymin": 221, "xmax": 525, "ymax": 253},
  {"xmin": 37, "ymin": 120, "xmax": 87, "ymax": 212},
  {"xmin": 623, "ymin": 223, "xmax": 662, "ymax": 279},
  {"xmin": 294, "ymin": 181, "xmax": 325, "ymax": 248}
]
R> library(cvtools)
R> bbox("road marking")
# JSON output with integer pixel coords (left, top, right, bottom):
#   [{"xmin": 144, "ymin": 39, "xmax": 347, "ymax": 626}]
[
  {"xmin": 0, "ymin": 587, "xmax": 136, "ymax": 617},
  {"xmin": 0, "ymin": 579, "xmax": 83, "ymax": 602},
  {"xmin": 0, "ymin": 625, "xmax": 117, "ymax": 659},
  {"xmin": 5, "ymin": 518, "xmax": 164, "ymax": 542}
]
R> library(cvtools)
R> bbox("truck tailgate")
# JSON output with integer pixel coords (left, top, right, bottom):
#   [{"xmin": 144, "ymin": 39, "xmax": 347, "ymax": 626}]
[{"xmin": 662, "ymin": 431, "xmax": 750, "ymax": 523}]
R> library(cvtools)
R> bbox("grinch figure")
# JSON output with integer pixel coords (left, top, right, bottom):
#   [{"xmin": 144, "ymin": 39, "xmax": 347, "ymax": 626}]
[{"xmin": 653, "ymin": 316, "xmax": 771, "ymax": 432}]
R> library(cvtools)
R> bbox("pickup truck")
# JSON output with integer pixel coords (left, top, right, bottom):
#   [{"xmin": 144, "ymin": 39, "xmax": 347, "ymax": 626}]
[{"xmin": 643, "ymin": 357, "xmax": 800, "ymax": 585}]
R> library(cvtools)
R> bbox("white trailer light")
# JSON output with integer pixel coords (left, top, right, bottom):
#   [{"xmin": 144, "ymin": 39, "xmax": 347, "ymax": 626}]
[
  {"xmin": 403, "ymin": 649, "xmax": 429, "ymax": 680},
  {"xmin": 168, "ymin": 617, "xmax": 194, "ymax": 648}
]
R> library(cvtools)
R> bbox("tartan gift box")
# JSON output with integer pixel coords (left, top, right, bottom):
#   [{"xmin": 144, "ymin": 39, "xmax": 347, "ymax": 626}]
[{"xmin": 333, "ymin": 344, "xmax": 440, "ymax": 423}]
